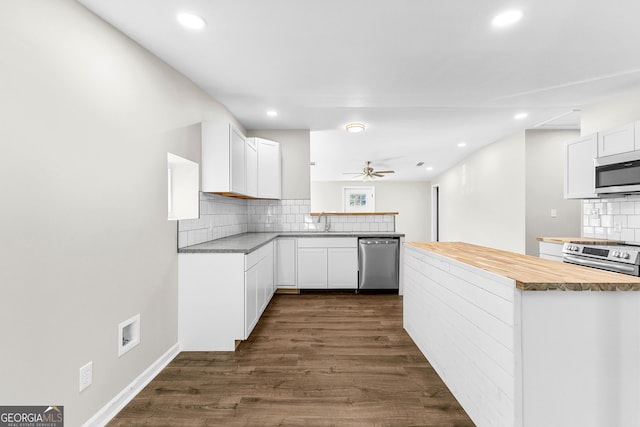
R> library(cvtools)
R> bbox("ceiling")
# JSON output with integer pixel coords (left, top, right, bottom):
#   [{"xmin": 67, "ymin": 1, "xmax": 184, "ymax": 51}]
[{"xmin": 78, "ymin": 0, "xmax": 640, "ymax": 181}]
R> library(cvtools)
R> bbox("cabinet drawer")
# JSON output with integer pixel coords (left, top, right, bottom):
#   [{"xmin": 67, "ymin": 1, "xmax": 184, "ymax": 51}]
[{"xmin": 297, "ymin": 237, "xmax": 357, "ymax": 248}]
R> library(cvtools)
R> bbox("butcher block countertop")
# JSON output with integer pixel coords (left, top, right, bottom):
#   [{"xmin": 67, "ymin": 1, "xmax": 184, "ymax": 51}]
[
  {"xmin": 536, "ymin": 236, "xmax": 623, "ymax": 245},
  {"xmin": 406, "ymin": 241, "xmax": 640, "ymax": 291}
]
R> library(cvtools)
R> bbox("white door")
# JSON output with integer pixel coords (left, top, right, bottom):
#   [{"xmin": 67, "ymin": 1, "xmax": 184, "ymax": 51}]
[
  {"xmin": 327, "ymin": 247, "xmax": 358, "ymax": 289},
  {"xmin": 297, "ymin": 248, "xmax": 328, "ymax": 289}
]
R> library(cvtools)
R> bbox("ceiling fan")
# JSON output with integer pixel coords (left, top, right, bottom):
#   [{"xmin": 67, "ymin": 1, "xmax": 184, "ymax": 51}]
[{"xmin": 343, "ymin": 161, "xmax": 395, "ymax": 180}]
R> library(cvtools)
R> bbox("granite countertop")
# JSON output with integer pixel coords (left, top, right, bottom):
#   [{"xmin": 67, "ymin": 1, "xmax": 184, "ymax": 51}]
[
  {"xmin": 536, "ymin": 237, "xmax": 624, "ymax": 245},
  {"xmin": 406, "ymin": 241, "xmax": 640, "ymax": 291},
  {"xmin": 179, "ymin": 232, "xmax": 405, "ymax": 254}
]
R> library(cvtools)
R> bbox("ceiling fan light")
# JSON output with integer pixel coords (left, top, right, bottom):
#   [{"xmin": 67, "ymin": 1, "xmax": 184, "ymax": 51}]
[{"xmin": 346, "ymin": 123, "xmax": 365, "ymax": 133}]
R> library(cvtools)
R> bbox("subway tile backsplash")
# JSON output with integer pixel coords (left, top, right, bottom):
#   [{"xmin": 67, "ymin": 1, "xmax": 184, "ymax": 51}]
[
  {"xmin": 583, "ymin": 195, "xmax": 640, "ymax": 242},
  {"xmin": 177, "ymin": 193, "xmax": 396, "ymax": 248}
]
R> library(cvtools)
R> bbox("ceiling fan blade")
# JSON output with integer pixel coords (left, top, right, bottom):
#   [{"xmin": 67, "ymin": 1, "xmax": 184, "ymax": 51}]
[
  {"xmin": 375, "ymin": 170, "xmax": 395, "ymax": 174},
  {"xmin": 372, "ymin": 173, "xmax": 386, "ymax": 177}
]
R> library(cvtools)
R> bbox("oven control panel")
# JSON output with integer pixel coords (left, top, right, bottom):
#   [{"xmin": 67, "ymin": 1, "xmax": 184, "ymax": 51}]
[{"xmin": 562, "ymin": 243, "xmax": 640, "ymax": 265}]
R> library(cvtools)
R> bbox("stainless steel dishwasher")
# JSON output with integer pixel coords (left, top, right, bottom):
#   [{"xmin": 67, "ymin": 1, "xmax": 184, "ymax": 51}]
[{"xmin": 358, "ymin": 238, "xmax": 399, "ymax": 290}]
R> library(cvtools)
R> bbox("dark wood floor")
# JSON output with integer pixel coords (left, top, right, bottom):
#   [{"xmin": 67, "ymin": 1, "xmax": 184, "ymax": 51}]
[{"xmin": 108, "ymin": 292, "xmax": 474, "ymax": 426}]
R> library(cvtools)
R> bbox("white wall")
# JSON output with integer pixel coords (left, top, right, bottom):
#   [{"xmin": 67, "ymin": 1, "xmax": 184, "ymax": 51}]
[
  {"xmin": 0, "ymin": 1, "xmax": 237, "ymax": 425},
  {"xmin": 311, "ymin": 181, "xmax": 430, "ymax": 242},
  {"xmin": 580, "ymin": 85, "xmax": 640, "ymax": 135},
  {"xmin": 247, "ymin": 130, "xmax": 310, "ymax": 199},
  {"xmin": 432, "ymin": 132, "xmax": 527, "ymax": 253},
  {"xmin": 525, "ymin": 129, "xmax": 582, "ymax": 255}
]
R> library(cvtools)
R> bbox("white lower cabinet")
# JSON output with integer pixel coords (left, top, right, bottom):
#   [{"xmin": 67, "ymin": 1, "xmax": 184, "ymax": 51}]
[
  {"xmin": 178, "ymin": 242, "xmax": 274, "ymax": 351},
  {"xmin": 328, "ymin": 247, "xmax": 359, "ymax": 289},
  {"xmin": 297, "ymin": 247, "xmax": 328, "ymax": 288},
  {"xmin": 297, "ymin": 238, "xmax": 357, "ymax": 289},
  {"xmin": 539, "ymin": 241, "xmax": 564, "ymax": 262},
  {"xmin": 275, "ymin": 238, "xmax": 297, "ymax": 288}
]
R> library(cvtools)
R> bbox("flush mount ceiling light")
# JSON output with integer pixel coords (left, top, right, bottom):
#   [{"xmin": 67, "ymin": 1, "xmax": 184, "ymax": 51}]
[
  {"xmin": 266, "ymin": 110, "xmax": 278, "ymax": 117},
  {"xmin": 177, "ymin": 12, "xmax": 207, "ymax": 30},
  {"xmin": 346, "ymin": 123, "xmax": 365, "ymax": 133},
  {"xmin": 457, "ymin": 142, "xmax": 467, "ymax": 147},
  {"xmin": 492, "ymin": 10, "xmax": 523, "ymax": 27},
  {"xmin": 514, "ymin": 112, "xmax": 528, "ymax": 120},
  {"xmin": 426, "ymin": 167, "xmax": 433, "ymax": 171}
]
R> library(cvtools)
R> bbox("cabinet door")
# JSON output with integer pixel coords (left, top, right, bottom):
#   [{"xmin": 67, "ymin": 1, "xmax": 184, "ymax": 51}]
[
  {"xmin": 230, "ymin": 126, "xmax": 246, "ymax": 194},
  {"xmin": 244, "ymin": 264, "xmax": 259, "ymax": 338},
  {"xmin": 565, "ymin": 134, "xmax": 597, "ymax": 199},
  {"xmin": 328, "ymin": 247, "xmax": 358, "ymax": 289},
  {"xmin": 297, "ymin": 248, "xmax": 328, "ymax": 289},
  {"xmin": 539, "ymin": 242, "xmax": 564, "ymax": 262},
  {"xmin": 258, "ymin": 244, "xmax": 274, "ymax": 314},
  {"xmin": 276, "ymin": 238, "xmax": 297, "ymax": 288},
  {"xmin": 257, "ymin": 139, "xmax": 281, "ymax": 199},
  {"xmin": 245, "ymin": 138, "xmax": 258, "ymax": 198},
  {"xmin": 597, "ymin": 123, "xmax": 635, "ymax": 157}
]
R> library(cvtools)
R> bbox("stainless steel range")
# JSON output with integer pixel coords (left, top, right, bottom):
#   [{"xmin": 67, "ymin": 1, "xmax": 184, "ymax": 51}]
[{"xmin": 562, "ymin": 243, "xmax": 640, "ymax": 276}]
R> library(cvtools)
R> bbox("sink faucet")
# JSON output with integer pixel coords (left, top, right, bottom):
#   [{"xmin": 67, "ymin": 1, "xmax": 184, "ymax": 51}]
[{"xmin": 317, "ymin": 212, "xmax": 331, "ymax": 232}]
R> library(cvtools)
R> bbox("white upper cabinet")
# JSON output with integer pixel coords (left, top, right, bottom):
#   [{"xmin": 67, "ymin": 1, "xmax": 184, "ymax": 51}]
[
  {"xmin": 597, "ymin": 122, "xmax": 635, "ymax": 157},
  {"xmin": 565, "ymin": 134, "xmax": 597, "ymax": 199},
  {"xmin": 245, "ymin": 137, "xmax": 258, "ymax": 198},
  {"xmin": 256, "ymin": 138, "xmax": 282, "ymax": 199},
  {"xmin": 201, "ymin": 122, "xmax": 248, "ymax": 195},
  {"xmin": 202, "ymin": 125, "xmax": 282, "ymax": 199}
]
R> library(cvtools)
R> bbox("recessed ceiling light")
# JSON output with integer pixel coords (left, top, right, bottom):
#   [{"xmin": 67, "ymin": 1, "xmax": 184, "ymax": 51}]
[
  {"xmin": 177, "ymin": 12, "xmax": 207, "ymax": 30},
  {"xmin": 267, "ymin": 110, "xmax": 278, "ymax": 117},
  {"xmin": 346, "ymin": 123, "xmax": 365, "ymax": 133},
  {"xmin": 426, "ymin": 167, "xmax": 433, "ymax": 171},
  {"xmin": 514, "ymin": 112, "xmax": 528, "ymax": 120},
  {"xmin": 458, "ymin": 142, "xmax": 467, "ymax": 148},
  {"xmin": 492, "ymin": 10, "xmax": 523, "ymax": 27}
]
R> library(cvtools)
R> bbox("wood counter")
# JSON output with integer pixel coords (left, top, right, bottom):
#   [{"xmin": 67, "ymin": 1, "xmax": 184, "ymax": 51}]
[
  {"xmin": 403, "ymin": 241, "xmax": 640, "ymax": 426},
  {"xmin": 536, "ymin": 236, "xmax": 622, "ymax": 245},
  {"xmin": 406, "ymin": 241, "xmax": 640, "ymax": 291}
]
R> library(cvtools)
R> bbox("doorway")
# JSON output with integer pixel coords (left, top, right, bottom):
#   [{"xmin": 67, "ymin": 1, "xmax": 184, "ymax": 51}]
[{"xmin": 431, "ymin": 185, "xmax": 439, "ymax": 242}]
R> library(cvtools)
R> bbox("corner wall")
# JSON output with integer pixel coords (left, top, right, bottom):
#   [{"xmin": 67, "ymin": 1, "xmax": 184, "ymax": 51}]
[
  {"xmin": 432, "ymin": 132, "xmax": 527, "ymax": 253},
  {"xmin": 524, "ymin": 129, "xmax": 581, "ymax": 255},
  {"xmin": 0, "ymin": 1, "xmax": 236, "ymax": 425}
]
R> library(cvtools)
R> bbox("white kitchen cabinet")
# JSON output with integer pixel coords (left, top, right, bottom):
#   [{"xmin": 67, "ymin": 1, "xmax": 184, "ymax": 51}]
[
  {"xmin": 538, "ymin": 241, "xmax": 564, "ymax": 262},
  {"xmin": 597, "ymin": 122, "xmax": 635, "ymax": 157},
  {"xmin": 297, "ymin": 238, "xmax": 357, "ymax": 289},
  {"xmin": 201, "ymin": 122, "xmax": 248, "ymax": 196},
  {"xmin": 244, "ymin": 242, "xmax": 274, "ymax": 338},
  {"xmin": 245, "ymin": 261, "xmax": 259, "ymax": 335},
  {"xmin": 564, "ymin": 133, "xmax": 598, "ymax": 199},
  {"xmin": 297, "ymin": 247, "xmax": 328, "ymax": 289},
  {"xmin": 275, "ymin": 238, "xmax": 297, "ymax": 288},
  {"xmin": 245, "ymin": 137, "xmax": 258, "ymax": 198},
  {"xmin": 256, "ymin": 138, "xmax": 281, "ymax": 199},
  {"xmin": 328, "ymin": 247, "xmax": 358, "ymax": 289},
  {"xmin": 178, "ymin": 242, "xmax": 275, "ymax": 351}
]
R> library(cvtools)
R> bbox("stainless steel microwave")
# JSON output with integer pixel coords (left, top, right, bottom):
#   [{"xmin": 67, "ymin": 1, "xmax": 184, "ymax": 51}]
[{"xmin": 595, "ymin": 151, "xmax": 640, "ymax": 194}]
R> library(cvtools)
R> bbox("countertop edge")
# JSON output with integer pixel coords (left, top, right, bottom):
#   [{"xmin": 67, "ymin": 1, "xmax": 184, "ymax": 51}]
[
  {"xmin": 179, "ymin": 232, "xmax": 406, "ymax": 254},
  {"xmin": 406, "ymin": 241, "xmax": 640, "ymax": 292}
]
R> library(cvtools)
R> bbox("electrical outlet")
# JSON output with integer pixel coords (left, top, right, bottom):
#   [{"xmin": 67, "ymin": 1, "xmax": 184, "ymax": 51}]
[{"xmin": 79, "ymin": 361, "xmax": 93, "ymax": 392}]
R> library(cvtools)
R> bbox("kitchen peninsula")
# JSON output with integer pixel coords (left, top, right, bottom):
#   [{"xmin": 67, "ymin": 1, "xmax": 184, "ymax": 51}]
[{"xmin": 403, "ymin": 242, "xmax": 640, "ymax": 427}]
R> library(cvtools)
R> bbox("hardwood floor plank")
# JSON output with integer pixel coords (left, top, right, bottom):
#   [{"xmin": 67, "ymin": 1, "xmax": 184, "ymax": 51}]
[{"xmin": 108, "ymin": 293, "xmax": 474, "ymax": 426}]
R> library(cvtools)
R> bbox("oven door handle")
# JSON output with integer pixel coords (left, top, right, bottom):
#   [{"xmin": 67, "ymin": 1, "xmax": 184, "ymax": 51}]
[{"xmin": 563, "ymin": 254, "xmax": 637, "ymax": 274}]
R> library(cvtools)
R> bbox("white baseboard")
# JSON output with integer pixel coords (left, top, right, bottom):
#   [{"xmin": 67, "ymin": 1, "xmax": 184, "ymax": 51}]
[{"xmin": 81, "ymin": 343, "xmax": 180, "ymax": 427}]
